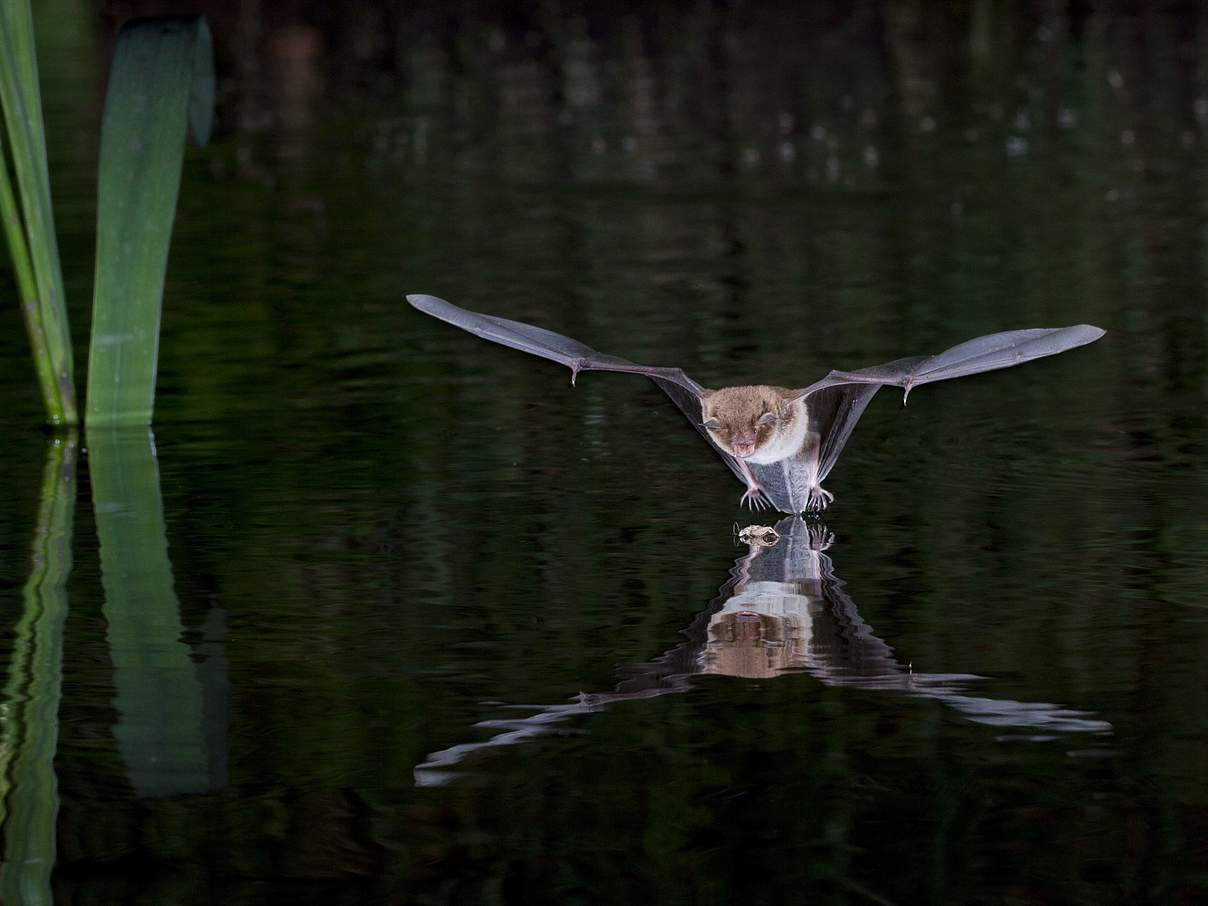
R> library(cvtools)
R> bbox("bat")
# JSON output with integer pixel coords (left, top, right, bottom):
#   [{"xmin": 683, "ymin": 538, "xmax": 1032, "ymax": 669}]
[{"xmin": 408, "ymin": 294, "xmax": 1104, "ymax": 513}]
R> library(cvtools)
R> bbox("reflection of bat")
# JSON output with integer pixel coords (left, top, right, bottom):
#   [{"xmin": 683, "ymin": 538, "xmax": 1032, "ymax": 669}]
[
  {"xmin": 409, "ymin": 294, "xmax": 1104, "ymax": 513},
  {"xmin": 414, "ymin": 516, "xmax": 1110, "ymax": 785}
]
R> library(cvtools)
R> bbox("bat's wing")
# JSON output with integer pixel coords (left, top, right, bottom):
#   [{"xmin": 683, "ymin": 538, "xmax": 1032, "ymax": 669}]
[
  {"xmin": 799, "ymin": 326, "xmax": 1106, "ymax": 400},
  {"xmin": 408, "ymin": 294, "xmax": 747, "ymax": 483},
  {"xmin": 794, "ymin": 325, "xmax": 1105, "ymax": 487},
  {"xmin": 409, "ymin": 294, "xmax": 709, "ymax": 395}
]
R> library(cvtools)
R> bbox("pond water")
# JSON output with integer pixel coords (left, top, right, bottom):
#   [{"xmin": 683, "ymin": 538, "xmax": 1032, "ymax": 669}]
[{"xmin": 2, "ymin": 3, "xmax": 1207, "ymax": 903}]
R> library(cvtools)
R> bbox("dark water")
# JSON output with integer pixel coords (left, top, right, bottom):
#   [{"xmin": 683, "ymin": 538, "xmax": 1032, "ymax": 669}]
[{"xmin": 2, "ymin": 2, "xmax": 1207, "ymax": 902}]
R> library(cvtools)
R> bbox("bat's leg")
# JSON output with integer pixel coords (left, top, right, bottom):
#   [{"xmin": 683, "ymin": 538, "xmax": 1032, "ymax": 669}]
[
  {"xmin": 799, "ymin": 432, "xmax": 832, "ymax": 513},
  {"xmin": 740, "ymin": 486, "xmax": 770, "ymax": 511},
  {"xmin": 806, "ymin": 484, "xmax": 834, "ymax": 512},
  {"xmin": 735, "ymin": 459, "xmax": 770, "ymax": 511}
]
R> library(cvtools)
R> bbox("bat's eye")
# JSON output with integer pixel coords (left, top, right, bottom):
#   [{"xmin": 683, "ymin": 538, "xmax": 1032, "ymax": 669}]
[{"xmin": 703, "ymin": 418, "xmax": 722, "ymax": 431}]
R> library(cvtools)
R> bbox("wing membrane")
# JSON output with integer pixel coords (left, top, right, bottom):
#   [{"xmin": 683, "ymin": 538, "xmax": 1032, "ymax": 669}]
[
  {"xmin": 408, "ymin": 294, "xmax": 709, "ymax": 397},
  {"xmin": 795, "ymin": 326, "xmax": 1105, "ymax": 487},
  {"xmin": 801, "ymin": 326, "xmax": 1104, "ymax": 399},
  {"xmin": 409, "ymin": 294, "xmax": 744, "ymax": 479}
]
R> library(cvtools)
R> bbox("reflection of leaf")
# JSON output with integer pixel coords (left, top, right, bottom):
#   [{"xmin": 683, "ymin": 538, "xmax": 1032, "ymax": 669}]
[
  {"xmin": 90, "ymin": 427, "xmax": 220, "ymax": 796},
  {"xmin": 86, "ymin": 16, "xmax": 215, "ymax": 426},
  {"xmin": 0, "ymin": 435, "xmax": 76, "ymax": 905}
]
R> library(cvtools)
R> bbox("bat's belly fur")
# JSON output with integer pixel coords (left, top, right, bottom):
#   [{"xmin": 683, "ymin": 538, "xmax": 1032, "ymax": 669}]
[{"xmin": 746, "ymin": 399, "xmax": 810, "ymax": 465}]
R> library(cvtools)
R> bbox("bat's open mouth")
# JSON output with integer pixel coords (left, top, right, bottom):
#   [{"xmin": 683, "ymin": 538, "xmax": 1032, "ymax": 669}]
[{"xmin": 733, "ymin": 442, "xmax": 756, "ymax": 458}]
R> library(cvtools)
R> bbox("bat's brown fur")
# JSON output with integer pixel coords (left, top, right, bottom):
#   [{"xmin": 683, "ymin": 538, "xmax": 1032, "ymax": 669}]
[{"xmin": 701, "ymin": 386, "xmax": 809, "ymax": 464}]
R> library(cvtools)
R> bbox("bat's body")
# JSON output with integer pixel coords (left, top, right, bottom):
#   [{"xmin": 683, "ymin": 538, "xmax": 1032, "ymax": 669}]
[{"xmin": 408, "ymin": 293, "xmax": 1104, "ymax": 513}]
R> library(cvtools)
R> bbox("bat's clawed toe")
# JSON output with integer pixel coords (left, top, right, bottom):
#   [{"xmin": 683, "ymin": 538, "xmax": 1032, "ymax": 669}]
[
  {"xmin": 805, "ymin": 485, "xmax": 835, "ymax": 513},
  {"xmin": 805, "ymin": 524, "xmax": 836, "ymax": 551},
  {"xmin": 740, "ymin": 486, "xmax": 771, "ymax": 511}
]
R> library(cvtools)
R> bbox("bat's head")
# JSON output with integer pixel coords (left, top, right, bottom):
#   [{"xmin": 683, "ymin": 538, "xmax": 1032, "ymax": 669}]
[{"xmin": 701, "ymin": 386, "xmax": 798, "ymax": 462}]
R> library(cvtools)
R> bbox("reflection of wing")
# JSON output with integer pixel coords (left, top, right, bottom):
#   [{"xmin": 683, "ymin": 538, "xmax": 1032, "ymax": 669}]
[
  {"xmin": 793, "ymin": 326, "xmax": 1105, "ymax": 487},
  {"xmin": 750, "ymin": 519, "xmax": 1111, "ymax": 736}
]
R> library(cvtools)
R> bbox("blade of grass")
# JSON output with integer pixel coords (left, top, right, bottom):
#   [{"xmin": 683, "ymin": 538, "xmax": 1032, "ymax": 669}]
[
  {"xmin": 86, "ymin": 16, "xmax": 214, "ymax": 427},
  {"xmin": 0, "ymin": 434, "xmax": 77, "ymax": 905},
  {"xmin": 0, "ymin": 0, "xmax": 76, "ymax": 425}
]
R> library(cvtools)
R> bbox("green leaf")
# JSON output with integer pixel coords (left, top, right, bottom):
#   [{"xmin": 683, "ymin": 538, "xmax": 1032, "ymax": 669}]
[
  {"xmin": 0, "ymin": 0, "xmax": 77, "ymax": 426},
  {"xmin": 86, "ymin": 16, "xmax": 214, "ymax": 427}
]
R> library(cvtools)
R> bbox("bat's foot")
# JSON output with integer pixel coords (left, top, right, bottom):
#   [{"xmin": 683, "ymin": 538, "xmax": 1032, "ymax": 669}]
[
  {"xmin": 805, "ymin": 524, "xmax": 835, "ymax": 551},
  {"xmin": 805, "ymin": 485, "xmax": 834, "ymax": 512},
  {"xmin": 740, "ymin": 486, "xmax": 771, "ymax": 511}
]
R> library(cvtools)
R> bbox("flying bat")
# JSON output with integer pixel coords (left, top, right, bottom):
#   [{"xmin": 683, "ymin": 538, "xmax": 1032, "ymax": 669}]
[{"xmin": 408, "ymin": 294, "xmax": 1104, "ymax": 514}]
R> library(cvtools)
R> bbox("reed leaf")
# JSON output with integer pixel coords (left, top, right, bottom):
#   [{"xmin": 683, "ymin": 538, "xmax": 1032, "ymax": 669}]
[
  {"xmin": 86, "ymin": 16, "xmax": 213, "ymax": 427},
  {"xmin": 0, "ymin": 139, "xmax": 57, "ymax": 416},
  {"xmin": 0, "ymin": 0, "xmax": 76, "ymax": 425}
]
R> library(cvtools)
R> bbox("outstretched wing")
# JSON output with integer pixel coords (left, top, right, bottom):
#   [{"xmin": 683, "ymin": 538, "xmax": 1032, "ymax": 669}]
[
  {"xmin": 408, "ymin": 294, "xmax": 746, "ymax": 481},
  {"xmin": 794, "ymin": 325, "xmax": 1105, "ymax": 486},
  {"xmin": 409, "ymin": 294, "xmax": 709, "ymax": 395}
]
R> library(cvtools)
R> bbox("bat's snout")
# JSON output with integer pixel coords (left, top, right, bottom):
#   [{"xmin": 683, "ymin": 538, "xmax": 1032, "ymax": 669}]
[{"xmin": 732, "ymin": 434, "xmax": 757, "ymax": 459}]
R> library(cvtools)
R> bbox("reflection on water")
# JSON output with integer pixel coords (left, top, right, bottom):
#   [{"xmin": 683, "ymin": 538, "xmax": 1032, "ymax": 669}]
[
  {"xmin": 0, "ymin": 436, "xmax": 75, "ymax": 905},
  {"xmin": 0, "ymin": 433, "xmax": 228, "ymax": 900},
  {"xmin": 416, "ymin": 518, "xmax": 1108, "ymax": 785},
  {"xmin": 90, "ymin": 429, "xmax": 228, "ymax": 797}
]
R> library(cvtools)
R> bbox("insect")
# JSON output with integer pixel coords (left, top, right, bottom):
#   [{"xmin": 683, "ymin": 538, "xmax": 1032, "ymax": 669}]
[
  {"xmin": 409, "ymin": 294, "xmax": 1104, "ymax": 513},
  {"xmin": 736, "ymin": 524, "xmax": 782, "ymax": 547}
]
